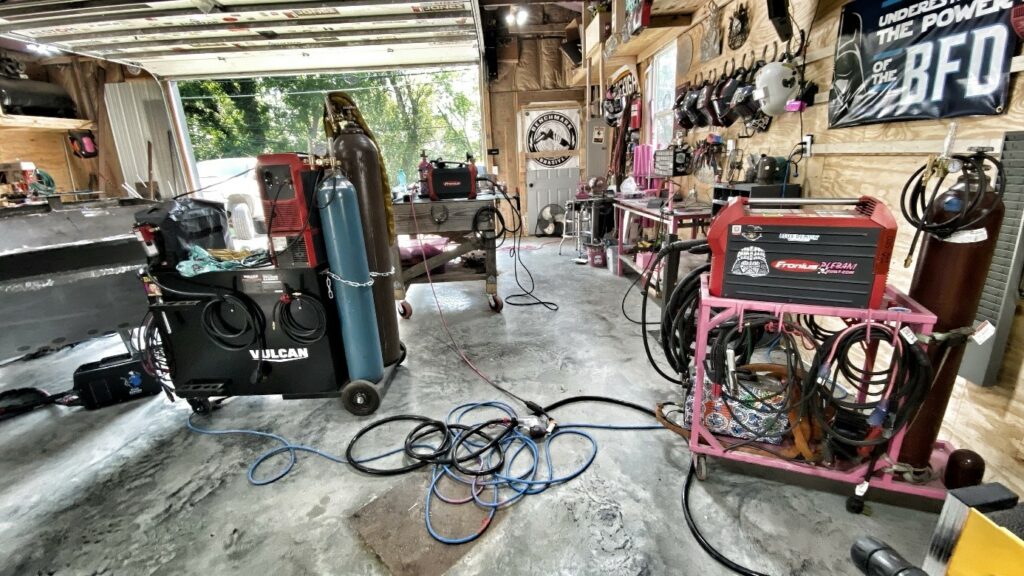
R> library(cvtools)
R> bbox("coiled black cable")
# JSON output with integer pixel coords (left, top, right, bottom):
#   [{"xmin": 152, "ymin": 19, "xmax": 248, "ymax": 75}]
[
  {"xmin": 900, "ymin": 149, "xmax": 1005, "ymax": 265},
  {"xmin": 804, "ymin": 323, "xmax": 932, "ymax": 448},
  {"xmin": 272, "ymin": 292, "xmax": 327, "ymax": 344},
  {"xmin": 201, "ymin": 293, "xmax": 264, "ymax": 351}
]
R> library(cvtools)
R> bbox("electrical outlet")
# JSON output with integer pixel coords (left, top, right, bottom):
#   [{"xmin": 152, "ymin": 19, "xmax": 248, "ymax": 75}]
[{"xmin": 803, "ymin": 134, "xmax": 814, "ymax": 157}]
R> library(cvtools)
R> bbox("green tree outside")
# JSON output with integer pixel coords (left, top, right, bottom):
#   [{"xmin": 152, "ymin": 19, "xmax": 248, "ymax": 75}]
[{"xmin": 179, "ymin": 68, "xmax": 482, "ymax": 188}]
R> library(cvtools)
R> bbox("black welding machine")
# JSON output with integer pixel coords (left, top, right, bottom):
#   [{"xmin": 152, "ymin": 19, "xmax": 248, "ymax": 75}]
[{"xmin": 708, "ymin": 197, "xmax": 897, "ymax": 308}]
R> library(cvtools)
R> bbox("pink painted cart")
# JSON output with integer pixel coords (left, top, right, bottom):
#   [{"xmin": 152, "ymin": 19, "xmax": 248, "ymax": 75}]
[{"xmin": 690, "ymin": 274, "xmax": 953, "ymax": 501}]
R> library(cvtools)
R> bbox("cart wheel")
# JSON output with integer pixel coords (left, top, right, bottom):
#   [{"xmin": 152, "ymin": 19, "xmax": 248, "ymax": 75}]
[
  {"xmin": 342, "ymin": 380, "xmax": 381, "ymax": 416},
  {"xmin": 694, "ymin": 455, "xmax": 709, "ymax": 481},
  {"xmin": 488, "ymin": 294, "xmax": 504, "ymax": 313},
  {"xmin": 398, "ymin": 301, "xmax": 413, "ymax": 320},
  {"xmin": 187, "ymin": 398, "xmax": 213, "ymax": 414},
  {"xmin": 397, "ymin": 341, "xmax": 408, "ymax": 366}
]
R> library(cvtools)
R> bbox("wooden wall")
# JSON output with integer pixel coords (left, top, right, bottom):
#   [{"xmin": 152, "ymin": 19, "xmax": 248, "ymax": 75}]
[
  {"xmin": 485, "ymin": 32, "xmax": 584, "ymax": 230},
  {"xmin": 628, "ymin": 0, "xmax": 1024, "ymax": 494}
]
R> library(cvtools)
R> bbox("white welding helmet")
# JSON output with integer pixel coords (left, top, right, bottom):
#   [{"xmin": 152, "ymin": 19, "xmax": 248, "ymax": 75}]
[{"xmin": 754, "ymin": 62, "xmax": 799, "ymax": 117}]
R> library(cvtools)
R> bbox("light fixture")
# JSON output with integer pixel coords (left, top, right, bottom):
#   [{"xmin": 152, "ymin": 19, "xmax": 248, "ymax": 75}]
[
  {"xmin": 516, "ymin": 8, "xmax": 528, "ymax": 25},
  {"xmin": 505, "ymin": 9, "xmax": 516, "ymax": 25}
]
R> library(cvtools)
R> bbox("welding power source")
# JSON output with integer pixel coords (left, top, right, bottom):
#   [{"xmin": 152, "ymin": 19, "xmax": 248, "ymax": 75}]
[
  {"xmin": 424, "ymin": 155, "xmax": 477, "ymax": 201},
  {"xmin": 708, "ymin": 196, "xmax": 897, "ymax": 308}
]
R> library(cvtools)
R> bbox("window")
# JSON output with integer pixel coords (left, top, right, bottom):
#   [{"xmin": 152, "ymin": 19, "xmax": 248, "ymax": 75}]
[{"xmin": 649, "ymin": 42, "xmax": 678, "ymax": 149}]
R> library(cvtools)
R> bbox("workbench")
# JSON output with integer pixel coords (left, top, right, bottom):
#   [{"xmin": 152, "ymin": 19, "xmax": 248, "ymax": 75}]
[
  {"xmin": 614, "ymin": 197, "xmax": 711, "ymax": 305},
  {"xmin": 390, "ymin": 194, "xmax": 501, "ymax": 317}
]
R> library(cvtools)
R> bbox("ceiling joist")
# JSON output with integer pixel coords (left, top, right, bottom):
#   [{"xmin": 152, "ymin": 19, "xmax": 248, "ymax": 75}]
[
  {"xmin": 39, "ymin": 11, "xmax": 472, "ymax": 45},
  {"xmin": 126, "ymin": 34, "xmax": 477, "ymax": 60},
  {"xmin": 84, "ymin": 24, "xmax": 475, "ymax": 52},
  {"xmin": 0, "ymin": 1, "xmax": 468, "ymax": 34}
]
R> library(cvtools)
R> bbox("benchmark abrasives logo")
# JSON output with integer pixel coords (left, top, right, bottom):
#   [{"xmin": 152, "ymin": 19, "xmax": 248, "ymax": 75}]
[
  {"xmin": 526, "ymin": 112, "xmax": 578, "ymax": 168},
  {"xmin": 249, "ymin": 348, "xmax": 309, "ymax": 363}
]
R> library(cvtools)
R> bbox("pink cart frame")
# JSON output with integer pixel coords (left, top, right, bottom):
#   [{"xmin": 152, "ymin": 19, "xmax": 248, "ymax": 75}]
[{"xmin": 689, "ymin": 274, "xmax": 953, "ymax": 500}]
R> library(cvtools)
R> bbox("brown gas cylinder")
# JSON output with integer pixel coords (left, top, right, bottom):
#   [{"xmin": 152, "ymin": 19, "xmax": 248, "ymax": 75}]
[
  {"xmin": 332, "ymin": 122, "xmax": 402, "ymax": 366},
  {"xmin": 902, "ymin": 180, "xmax": 1004, "ymax": 468}
]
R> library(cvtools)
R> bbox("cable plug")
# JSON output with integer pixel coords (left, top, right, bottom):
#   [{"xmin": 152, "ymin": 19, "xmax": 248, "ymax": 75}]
[
  {"xmin": 517, "ymin": 415, "xmax": 552, "ymax": 439},
  {"xmin": 867, "ymin": 399, "xmax": 889, "ymax": 427}
]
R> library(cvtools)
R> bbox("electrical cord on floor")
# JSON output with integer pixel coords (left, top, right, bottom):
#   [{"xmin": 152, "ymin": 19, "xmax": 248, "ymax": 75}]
[
  {"xmin": 496, "ymin": 186, "xmax": 558, "ymax": 311},
  {"xmin": 0, "ymin": 387, "xmax": 73, "ymax": 421},
  {"xmin": 682, "ymin": 459, "xmax": 771, "ymax": 576},
  {"xmin": 187, "ymin": 397, "xmax": 666, "ymax": 544}
]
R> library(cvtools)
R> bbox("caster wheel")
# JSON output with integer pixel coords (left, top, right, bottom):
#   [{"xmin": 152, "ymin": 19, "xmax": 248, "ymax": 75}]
[
  {"xmin": 396, "ymin": 341, "xmax": 407, "ymax": 366},
  {"xmin": 488, "ymin": 295, "xmax": 504, "ymax": 313},
  {"xmin": 187, "ymin": 398, "xmax": 213, "ymax": 414},
  {"xmin": 694, "ymin": 455, "xmax": 709, "ymax": 481},
  {"xmin": 398, "ymin": 301, "xmax": 412, "ymax": 320},
  {"xmin": 342, "ymin": 380, "xmax": 381, "ymax": 416}
]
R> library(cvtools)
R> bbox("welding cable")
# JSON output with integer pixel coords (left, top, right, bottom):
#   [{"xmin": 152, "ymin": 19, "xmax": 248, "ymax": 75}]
[
  {"xmin": 635, "ymin": 240, "xmax": 709, "ymax": 385},
  {"xmin": 804, "ymin": 323, "xmax": 932, "ymax": 448},
  {"xmin": 201, "ymin": 293, "xmax": 265, "ymax": 352},
  {"xmin": 272, "ymin": 292, "xmax": 327, "ymax": 344},
  {"xmin": 900, "ymin": 150, "xmax": 1005, "ymax": 266},
  {"xmin": 682, "ymin": 460, "xmax": 771, "ymax": 576},
  {"xmin": 659, "ymin": 261, "xmax": 711, "ymax": 387},
  {"xmin": 706, "ymin": 316, "xmax": 818, "ymax": 441}
]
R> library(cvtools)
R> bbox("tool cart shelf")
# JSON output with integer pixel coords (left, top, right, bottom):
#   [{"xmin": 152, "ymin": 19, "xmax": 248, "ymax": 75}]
[{"xmin": 688, "ymin": 274, "xmax": 953, "ymax": 500}]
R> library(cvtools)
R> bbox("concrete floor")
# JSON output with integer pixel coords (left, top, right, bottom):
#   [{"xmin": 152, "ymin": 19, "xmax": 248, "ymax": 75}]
[{"xmin": 0, "ymin": 245, "xmax": 939, "ymax": 576}]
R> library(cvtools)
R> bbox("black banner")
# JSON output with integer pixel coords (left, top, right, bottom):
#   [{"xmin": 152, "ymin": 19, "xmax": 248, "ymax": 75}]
[{"xmin": 829, "ymin": 0, "xmax": 1018, "ymax": 128}]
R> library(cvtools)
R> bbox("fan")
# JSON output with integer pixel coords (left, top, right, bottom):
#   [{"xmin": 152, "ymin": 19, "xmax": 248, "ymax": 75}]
[{"xmin": 535, "ymin": 203, "xmax": 566, "ymax": 237}]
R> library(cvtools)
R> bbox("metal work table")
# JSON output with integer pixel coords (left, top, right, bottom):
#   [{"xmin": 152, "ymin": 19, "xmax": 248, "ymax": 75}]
[
  {"xmin": 390, "ymin": 194, "xmax": 501, "ymax": 316},
  {"xmin": 614, "ymin": 197, "xmax": 711, "ymax": 304}
]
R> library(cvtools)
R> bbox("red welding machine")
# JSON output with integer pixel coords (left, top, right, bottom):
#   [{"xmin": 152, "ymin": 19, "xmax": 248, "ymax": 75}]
[
  {"xmin": 708, "ymin": 197, "xmax": 897, "ymax": 308},
  {"xmin": 256, "ymin": 153, "xmax": 325, "ymax": 267}
]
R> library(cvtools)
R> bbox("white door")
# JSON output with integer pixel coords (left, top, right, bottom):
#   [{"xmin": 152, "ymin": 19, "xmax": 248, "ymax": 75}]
[{"xmin": 522, "ymin": 107, "xmax": 581, "ymax": 234}]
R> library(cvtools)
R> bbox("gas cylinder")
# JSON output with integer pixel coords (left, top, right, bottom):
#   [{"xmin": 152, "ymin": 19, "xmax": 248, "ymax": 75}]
[
  {"xmin": 331, "ymin": 121, "xmax": 402, "ymax": 367},
  {"xmin": 317, "ymin": 172, "xmax": 385, "ymax": 382},
  {"xmin": 902, "ymin": 169, "xmax": 1004, "ymax": 468}
]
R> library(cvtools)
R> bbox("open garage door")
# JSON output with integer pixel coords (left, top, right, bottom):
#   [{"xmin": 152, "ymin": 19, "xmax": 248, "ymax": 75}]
[{"xmin": 0, "ymin": 0, "xmax": 481, "ymax": 79}]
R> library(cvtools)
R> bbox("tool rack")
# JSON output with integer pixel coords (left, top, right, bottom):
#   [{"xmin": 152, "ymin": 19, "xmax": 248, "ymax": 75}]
[{"xmin": 689, "ymin": 274, "xmax": 953, "ymax": 500}]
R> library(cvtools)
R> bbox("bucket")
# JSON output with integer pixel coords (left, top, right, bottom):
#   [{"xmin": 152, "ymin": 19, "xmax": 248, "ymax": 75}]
[
  {"xmin": 606, "ymin": 245, "xmax": 619, "ymax": 271},
  {"xmin": 586, "ymin": 243, "xmax": 607, "ymax": 268}
]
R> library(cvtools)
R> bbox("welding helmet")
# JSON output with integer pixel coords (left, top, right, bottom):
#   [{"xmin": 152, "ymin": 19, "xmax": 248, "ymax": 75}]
[
  {"xmin": 755, "ymin": 61, "xmax": 800, "ymax": 117},
  {"xmin": 674, "ymin": 86, "xmax": 695, "ymax": 130},
  {"xmin": 603, "ymin": 90, "xmax": 626, "ymax": 127}
]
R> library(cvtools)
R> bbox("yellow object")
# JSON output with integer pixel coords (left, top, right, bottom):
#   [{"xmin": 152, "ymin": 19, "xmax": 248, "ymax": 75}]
[{"xmin": 947, "ymin": 509, "xmax": 1024, "ymax": 576}]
